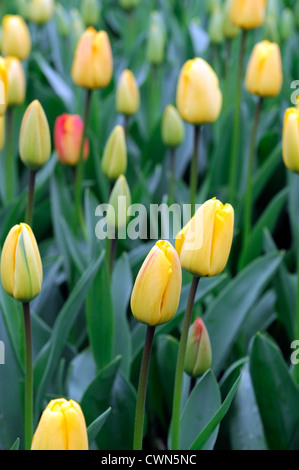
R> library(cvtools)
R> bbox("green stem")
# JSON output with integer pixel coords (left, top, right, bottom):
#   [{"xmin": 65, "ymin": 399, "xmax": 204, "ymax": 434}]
[
  {"xmin": 190, "ymin": 125, "xmax": 201, "ymax": 217},
  {"xmin": 133, "ymin": 325, "xmax": 156, "ymax": 450},
  {"xmin": 74, "ymin": 89, "xmax": 93, "ymax": 234},
  {"xmin": 22, "ymin": 302, "xmax": 33, "ymax": 450},
  {"xmin": 25, "ymin": 171, "xmax": 37, "ymax": 227},
  {"xmin": 294, "ymin": 229, "xmax": 299, "ymax": 384},
  {"xmin": 171, "ymin": 276, "xmax": 200, "ymax": 450},
  {"xmin": 169, "ymin": 147, "xmax": 176, "ymax": 206},
  {"xmin": 228, "ymin": 29, "xmax": 247, "ymax": 204},
  {"xmin": 5, "ymin": 107, "xmax": 15, "ymax": 203},
  {"xmin": 243, "ymin": 97, "xmax": 263, "ymax": 247}
]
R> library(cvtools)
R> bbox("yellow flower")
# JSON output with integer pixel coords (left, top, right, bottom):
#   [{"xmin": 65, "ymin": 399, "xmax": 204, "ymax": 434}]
[
  {"xmin": 116, "ymin": 69, "xmax": 140, "ymax": 117},
  {"xmin": 71, "ymin": 27, "xmax": 113, "ymax": 90},
  {"xmin": 0, "ymin": 57, "xmax": 8, "ymax": 115},
  {"xmin": 31, "ymin": 398, "xmax": 89, "ymax": 450},
  {"xmin": 131, "ymin": 240, "xmax": 182, "ymax": 326},
  {"xmin": 28, "ymin": 0, "xmax": 55, "ymax": 25},
  {"xmin": 161, "ymin": 104, "xmax": 185, "ymax": 148},
  {"xmin": 5, "ymin": 57, "xmax": 26, "ymax": 106},
  {"xmin": 229, "ymin": 0, "xmax": 267, "ymax": 30},
  {"xmin": 1, "ymin": 15, "xmax": 31, "ymax": 60},
  {"xmin": 101, "ymin": 125, "xmax": 127, "ymax": 181},
  {"xmin": 19, "ymin": 100, "xmax": 51, "ymax": 171},
  {"xmin": 245, "ymin": 40, "xmax": 283, "ymax": 97},
  {"xmin": 0, "ymin": 223, "xmax": 43, "ymax": 303},
  {"xmin": 176, "ymin": 58, "xmax": 222, "ymax": 125},
  {"xmin": 175, "ymin": 198, "xmax": 234, "ymax": 277},
  {"xmin": 282, "ymin": 107, "xmax": 299, "ymax": 173}
]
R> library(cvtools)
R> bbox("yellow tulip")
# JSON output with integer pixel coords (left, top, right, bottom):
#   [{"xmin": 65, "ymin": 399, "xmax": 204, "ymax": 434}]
[
  {"xmin": 161, "ymin": 104, "xmax": 185, "ymax": 148},
  {"xmin": 116, "ymin": 69, "xmax": 140, "ymax": 117},
  {"xmin": 19, "ymin": 100, "xmax": 51, "ymax": 171},
  {"xmin": 28, "ymin": 0, "xmax": 55, "ymax": 25},
  {"xmin": 229, "ymin": 0, "xmax": 267, "ymax": 30},
  {"xmin": 245, "ymin": 40, "xmax": 283, "ymax": 97},
  {"xmin": 1, "ymin": 15, "xmax": 31, "ymax": 60},
  {"xmin": 71, "ymin": 27, "xmax": 113, "ymax": 90},
  {"xmin": 176, "ymin": 198, "xmax": 234, "ymax": 277},
  {"xmin": 31, "ymin": 398, "xmax": 89, "ymax": 450},
  {"xmin": 282, "ymin": 108, "xmax": 299, "ymax": 173},
  {"xmin": 0, "ymin": 115, "xmax": 5, "ymax": 152},
  {"xmin": 0, "ymin": 57, "xmax": 8, "ymax": 115},
  {"xmin": 5, "ymin": 57, "xmax": 26, "ymax": 106},
  {"xmin": 184, "ymin": 317, "xmax": 212, "ymax": 378},
  {"xmin": 131, "ymin": 240, "xmax": 182, "ymax": 326},
  {"xmin": 176, "ymin": 58, "xmax": 222, "ymax": 125},
  {"xmin": 0, "ymin": 223, "xmax": 43, "ymax": 302},
  {"xmin": 101, "ymin": 125, "xmax": 127, "ymax": 181}
]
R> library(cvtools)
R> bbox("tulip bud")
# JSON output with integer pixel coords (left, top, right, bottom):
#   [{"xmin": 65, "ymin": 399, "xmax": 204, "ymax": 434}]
[
  {"xmin": 245, "ymin": 40, "xmax": 283, "ymax": 98},
  {"xmin": 116, "ymin": 69, "xmax": 140, "ymax": 117},
  {"xmin": 119, "ymin": 0, "xmax": 140, "ymax": 11},
  {"xmin": 5, "ymin": 57, "xmax": 26, "ymax": 106},
  {"xmin": 146, "ymin": 12, "xmax": 166, "ymax": 66},
  {"xmin": 81, "ymin": 0, "xmax": 100, "ymax": 27},
  {"xmin": 131, "ymin": 240, "xmax": 182, "ymax": 326},
  {"xmin": 280, "ymin": 8, "xmax": 295, "ymax": 43},
  {"xmin": 208, "ymin": 7, "xmax": 224, "ymax": 45},
  {"xmin": 229, "ymin": 0, "xmax": 266, "ymax": 30},
  {"xmin": 101, "ymin": 125, "xmax": 127, "ymax": 181},
  {"xmin": 71, "ymin": 27, "xmax": 113, "ymax": 90},
  {"xmin": 19, "ymin": 100, "xmax": 51, "ymax": 171},
  {"xmin": 0, "ymin": 57, "xmax": 8, "ymax": 115},
  {"xmin": 161, "ymin": 104, "xmax": 185, "ymax": 148},
  {"xmin": 17, "ymin": 0, "xmax": 31, "ymax": 20},
  {"xmin": 28, "ymin": 0, "xmax": 55, "ymax": 25},
  {"xmin": 54, "ymin": 4, "xmax": 70, "ymax": 38},
  {"xmin": 222, "ymin": 0, "xmax": 240, "ymax": 39},
  {"xmin": 282, "ymin": 108, "xmax": 299, "ymax": 173},
  {"xmin": 176, "ymin": 198, "xmax": 234, "ymax": 277},
  {"xmin": 176, "ymin": 58, "xmax": 222, "ymax": 125},
  {"xmin": 1, "ymin": 15, "xmax": 31, "ymax": 61},
  {"xmin": 107, "ymin": 175, "xmax": 131, "ymax": 231},
  {"xmin": 31, "ymin": 398, "xmax": 89, "ymax": 450},
  {"xmin": 184, "ymin": 318, "xmax": 212, "ymax": 377},
  {"xmin": 54, "ymin": 114, "xmax": 89, "ymax": 166},
  {"xmin": 0, "ymin": 115, "xmax": 5, "ymax": 152},
  {"xmin": 0, "ymin": 223, "xmax": 43, "ymax": 302}
]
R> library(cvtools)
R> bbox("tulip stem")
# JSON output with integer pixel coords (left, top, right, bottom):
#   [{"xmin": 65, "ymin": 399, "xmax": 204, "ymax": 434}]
[
  {"xmin": 22, "ymin": 302, "xmax": 33, "ymax": 450},
  {"xmin": 25, "ymin": 170, "xmax": 37, "ymax": 227},
  {"xmin": 5, "ymin": 107, "xmax": 16, "ymax": 203},
  {"xmin": 243, "ymin": 97, "xmax": 263, "ymax": 247},
  {"xmin": 228, "ymin": 29, "xmax": 247, "ymax": 204},
  {"xmin": 74, "ymin": 89, "xmax": 92, "ymax": 235},
  {"xmin": 133, "ymin": 325, "xmax": 156, "ymax": 450},
  {"xmin": 190, "ymin": 125, "xmax": 201, "ymax": 217},
  {"xmin": 171, "ymin": 276, "xmax": 200, "ymax": 450},
  {"xmin": 169, "ymin": 147, "xmax": 176, "ymax": 205}
]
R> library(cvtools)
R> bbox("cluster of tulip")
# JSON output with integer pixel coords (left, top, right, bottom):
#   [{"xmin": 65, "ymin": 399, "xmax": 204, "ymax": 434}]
[{"xmin": 0, "ymin": 0, "xmax": 298, "ymax": 452}]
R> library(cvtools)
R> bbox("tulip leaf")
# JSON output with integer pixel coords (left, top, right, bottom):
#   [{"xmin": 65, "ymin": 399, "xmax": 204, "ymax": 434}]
[
  {"xmin": 87, "ymin": 407, "xmax": 112, "ymax": 445},
  {"xmin": 10, "ymin": 438, "xmax": 20, "ymax": 450},
  {"xmin": 155, "ymin": 334, "xmax": 179, "ymax": 418},
  {"xmin": 250, "ymin": 333, "xmax": 299, "ymax": 450},
  {"xmin": 204, "ymin": 251, "xmax": 283, "ymax": 376}
]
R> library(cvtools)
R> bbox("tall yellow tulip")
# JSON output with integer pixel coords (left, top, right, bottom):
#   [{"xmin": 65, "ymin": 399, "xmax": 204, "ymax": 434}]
[
  {"xmin": 5, "ymin": 57, "xmax": 26, "ymax": 106},
  {"xmin": 1, "ymin": 15, "xmax": 31, "ymax": 60},
  {"xmin": 230, "ymin": 0, "xmax": 267, "ymax": 30}
]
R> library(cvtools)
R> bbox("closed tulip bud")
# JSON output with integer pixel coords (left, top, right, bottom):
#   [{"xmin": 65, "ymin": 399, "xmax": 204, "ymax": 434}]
[
  {"xmin": 107, "ymin": 175, "xmax": 131, "ymax": 231},
  {"xmin": 54, "ymin": 114, "xmax": 89, "ymax": 166},
  {"xmin": 31, "ymin": 398, "xmax": 89, "ymax": 450},
  {"xmin": 184, "ymin": 318, "xmax": 212, "ymax": 377},
  {"xmin": 282, "ymin": 108, "xmax": 299, "ymax": 173},
  {"xmin": 101, "ymin": 125, "xmax": 127, "ymax": 180},
  {"xmin": 5, "ymin": 57, "xmax": 26, "ymax": 106},
  {"xmin": 119, "ymin": 0, "xmax": 140, "ymax": 11},
  {"xmin": 223, "ymin": 0, "xmax": 240, "ymax": 39},
  {"xmin": 0, "ymin": 57, "xmax": 8, "ymax": 115},
  {"xmin": 280, "ymin": 9, "xmax": 295, "ymax": 43},
  {"xmin": 146, "ymin": 12, "xmax": 166, "ymax": 66},
  {"xmin": 1, "ymin": 15, "xmax": 31, "ymax": 61},
  {"xmin": 28, "ymin": 0, "xmax": 55, "ymax": 25},
  {"xmin": 0, "ymin": 115, "xmax": 5, "ymax": 152},
  {"xmin": 81, "ymin": 0, "xmax": 100, "ymax": 27},
  {"xmin": 176, "ymin": 198, "xmax": 234, "ymax": 277},
  {"xmin": 0, "ymin": 223, "xmax": 43, "ymax": 302},
  {"xmin": 245, "ymin": 40, "xmax": 283, "ymax": 98},
  {"xmin": 19, "ymin": 100, "xmax": 51, "ymax": 171},
  {"xmin": 176, "ymin": 58, "xmax": 222, "ymax": 125},
  {"xmin": 230, "ymin": 0, "xmax": 266, "ymax": 30},
  {"xmin": 131, "ymin": 240, "xmax": 182, "ymax": 326},
  {"xmin": 116, "ymin": 69, "xmax": 140, "ymax": 117},
  {"xmin": 208, "ymin": 7, "xmax": 224, "ymax": 45},
  {"xmin": 162, "ymin": 104, "xmax": 185, "ymax": 148},
  {"xmin": 72, "ymin": 27, "xmax": 113, "ymax": 90},
  {"xmin": 54, "ymin": 4, "xmax": 70, "ymax": 38}
]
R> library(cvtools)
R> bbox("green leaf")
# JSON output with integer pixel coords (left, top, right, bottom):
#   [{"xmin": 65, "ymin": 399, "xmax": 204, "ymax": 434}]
[
  {"xmin": 10, "ymin": 438, "xmax": 20, "ymax": 450},
  {"xmin": 250, "ymin": 333, "xmax": 299, "ymax": 450},
  {"xmin": 87, "ymin": 407, "xmax": 112, "ymax": 445},
  {"xmin": 155, "ymin": 335, "xmax": 179, "ymax": 417}
]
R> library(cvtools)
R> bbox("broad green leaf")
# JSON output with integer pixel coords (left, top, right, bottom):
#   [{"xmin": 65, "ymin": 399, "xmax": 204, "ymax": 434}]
[
  {"xmin": 155, "ymin": 335, "xmax": 179, "ymax": 417},
  {"xmin": 87, "ymin": 408, "xmax": 112, "ymax": 445}
]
